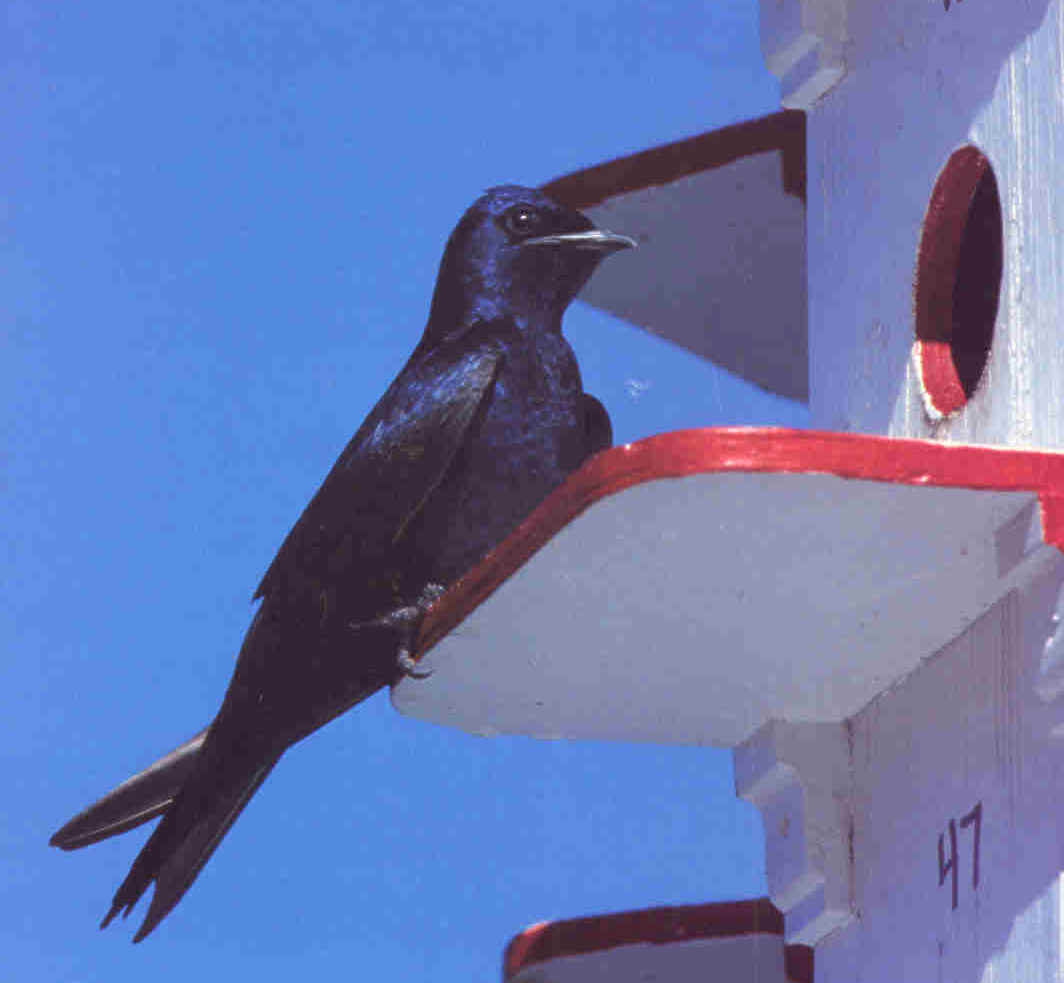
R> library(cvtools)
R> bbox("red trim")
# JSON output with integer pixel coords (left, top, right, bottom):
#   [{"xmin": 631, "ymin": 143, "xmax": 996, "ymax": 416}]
[
  {"xmin": 503, "ymin": 898, "xmax": 785, "ymax": 980},
  {"xmin": 416, "ymin": 429, "xmax": 1064, "ymax": 657},
  {"xmin": 1043, "ymin": 495, "xmax": 1064, "ymax": 548},
  {"xmin": 541, "ymin": 110, "xmax": 806, "ymax": 208},
  {"xmin": 915, "ymin": 341, "xmax": 967, "ymax": 417}
]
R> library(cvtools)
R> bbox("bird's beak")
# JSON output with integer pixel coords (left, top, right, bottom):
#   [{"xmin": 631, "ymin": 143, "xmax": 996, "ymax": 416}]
[{"xmin": 524, "ymin": 229, "xmax": 637, "ymax": 253}]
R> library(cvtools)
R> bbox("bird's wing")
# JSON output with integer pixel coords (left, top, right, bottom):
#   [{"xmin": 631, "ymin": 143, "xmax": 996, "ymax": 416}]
[
  {"xmin": 581, "ymin": 393, "xmax": 613, "ymax": 456},
  {"xmin": 51, "ymin": 328, "xmax": 507, "ymax": 856},
  {"xmin": 79, "ymin": 331, "xmax": 508, "ymax": 940},
  {"xmin": 254, "ymin": 328, "xmax": 505, "ymax": 603}
]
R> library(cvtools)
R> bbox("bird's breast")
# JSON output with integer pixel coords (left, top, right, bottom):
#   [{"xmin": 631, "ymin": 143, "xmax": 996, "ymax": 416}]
[{"xmin": 403, "ymin": 333, "xmax": 587, "ymax": 586}]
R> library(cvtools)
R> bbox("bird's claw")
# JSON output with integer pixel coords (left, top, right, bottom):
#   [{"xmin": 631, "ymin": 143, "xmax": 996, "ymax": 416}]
[
  {"xmin": 350, "ymin": 583, "xmax": 445, "ymax": 681},
  {"xmin": 397, "ymin": 649, "xmax": 432, "ymax": 680}
]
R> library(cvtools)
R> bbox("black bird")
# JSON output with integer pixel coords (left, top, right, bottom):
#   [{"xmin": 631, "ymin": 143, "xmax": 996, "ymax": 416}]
[{"xmin": 50, "ymin": 185, "xmax": 634, "ymax": 941}]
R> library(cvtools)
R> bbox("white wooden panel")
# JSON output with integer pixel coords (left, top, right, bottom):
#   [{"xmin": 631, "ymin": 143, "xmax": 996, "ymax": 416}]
[
  {"xmin": 578, "ymin": 155, "xmax": 808, "ymax": 401},
  {"xmin": 395, "ymin": 473, "xmax": 1049, "ymax": 746},
  {"xmin": 508, "ymin": 933, "xmax": 788, "ymax": 983}
]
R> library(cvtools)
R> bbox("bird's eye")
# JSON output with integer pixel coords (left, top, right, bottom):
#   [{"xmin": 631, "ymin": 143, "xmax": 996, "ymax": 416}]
[{"xmin": 501, "ymin": 206, "xmax": 542, "ymax": 237}]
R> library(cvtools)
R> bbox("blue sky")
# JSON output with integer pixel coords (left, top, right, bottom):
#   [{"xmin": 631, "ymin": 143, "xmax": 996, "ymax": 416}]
[{"xmin": 6, "ymin": 3, "xmax": 808, "ymax": 979}]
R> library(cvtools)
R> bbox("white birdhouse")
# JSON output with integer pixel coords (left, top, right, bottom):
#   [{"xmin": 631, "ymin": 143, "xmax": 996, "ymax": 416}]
[{"xmin": 394, "ymin": 1, "xmax": 1064, "ymax": 979}]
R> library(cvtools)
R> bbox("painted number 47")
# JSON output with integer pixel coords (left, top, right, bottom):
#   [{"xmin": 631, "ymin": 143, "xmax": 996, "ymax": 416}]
[{"xmin": 938, "ymin": 802, "xmax": 982, "ymax": 910}]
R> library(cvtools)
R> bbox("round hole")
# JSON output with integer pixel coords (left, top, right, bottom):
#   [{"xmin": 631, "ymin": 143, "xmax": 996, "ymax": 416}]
[{"xmin": 913, "ymin": 146, "xmax": 1002, "ymax": 417}]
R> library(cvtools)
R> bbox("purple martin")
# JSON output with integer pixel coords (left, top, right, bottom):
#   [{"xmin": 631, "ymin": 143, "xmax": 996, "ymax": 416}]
[{"xmin": 50, "ymin": 186, "xmax": 634, "ymax": 941}]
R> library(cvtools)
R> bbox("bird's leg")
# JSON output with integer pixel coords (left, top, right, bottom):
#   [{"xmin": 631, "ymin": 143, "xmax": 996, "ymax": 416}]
[{"xmin": 349, "ymin": 583, "xmax": 446, "ymax": 679}]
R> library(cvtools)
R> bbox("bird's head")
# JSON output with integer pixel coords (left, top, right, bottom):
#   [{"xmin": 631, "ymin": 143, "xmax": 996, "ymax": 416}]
[{"xmin": 426, "ymin": 185, "xmax": 635, "ymax": 340}]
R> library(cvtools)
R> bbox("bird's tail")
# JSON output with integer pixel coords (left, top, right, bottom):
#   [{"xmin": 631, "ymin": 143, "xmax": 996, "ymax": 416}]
[
  {"xmin": 50, "ymin": 729, "xmax": 209, "ymax": 851},
  {"xmin": 97, "ymin": 743, "xmax": 282, "ymax": 942}
]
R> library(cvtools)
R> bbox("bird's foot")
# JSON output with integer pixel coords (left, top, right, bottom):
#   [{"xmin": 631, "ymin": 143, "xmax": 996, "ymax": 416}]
[
  {"xmin": 349, "ymin": 583, "xmax": 446, "ymax": 680},
  {"xmin": 397, "ymin": 648, "xmax": 432, "ymax": 680},
  {"xmin": 412, "ymin": 582, "xmax": 447, "ymax": 609}
]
